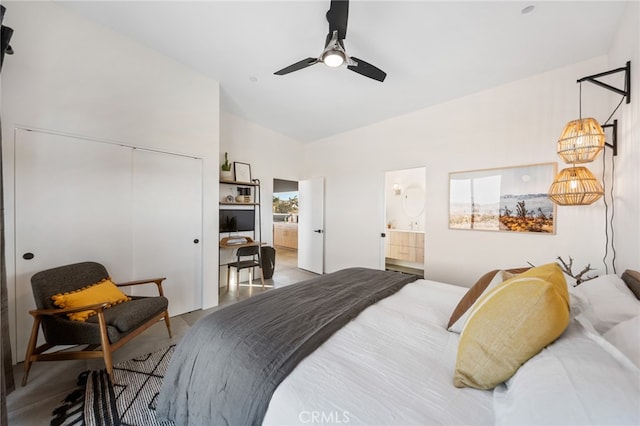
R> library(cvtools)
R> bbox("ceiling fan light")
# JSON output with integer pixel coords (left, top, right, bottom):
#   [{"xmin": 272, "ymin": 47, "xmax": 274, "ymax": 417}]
[
  {"xmin": 557, "ymin": 118, "xmax": 606, "ymax": 164},
  {"xmin": 322, "ymin": 50, "xmax": 345, "ymax": 67}
]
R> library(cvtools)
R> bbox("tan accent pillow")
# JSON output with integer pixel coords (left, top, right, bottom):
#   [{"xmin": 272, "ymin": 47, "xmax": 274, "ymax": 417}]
[
  {"xmin": 621, "ymin": 270, "xmax": 640, "ymax": 300},
  {"xmin": 51, "ymin": 278, "xmax": 131, "ymax": 321},
  {"xmin": 453, "ymin": 263, "xmax": 570, "ymax": 390},
  {"xmin": 447, "ymin": 267, "xmax": 529, "ymax": 329},
  {"xmin": 449, "ymin": 270, "xmax": 510, "ymax": 333}
]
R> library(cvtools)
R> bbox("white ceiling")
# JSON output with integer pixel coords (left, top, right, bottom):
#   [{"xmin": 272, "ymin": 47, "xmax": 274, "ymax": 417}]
[{"xmin": 56, "ymin": 1, "xmax": 629, "ymax": 142}]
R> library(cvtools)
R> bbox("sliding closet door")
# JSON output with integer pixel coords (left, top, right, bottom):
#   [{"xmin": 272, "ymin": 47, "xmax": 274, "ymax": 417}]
[
  {"xmin": 13, "ymin": 130, "xmax": 203, "ymax": 359},
  {"xmin": 14, "ymin": 129, "xmax": 133, "ymax": 359},
  {"xmin": 131, "ymin": 149, "xmax": 202, "ymax": 316}
]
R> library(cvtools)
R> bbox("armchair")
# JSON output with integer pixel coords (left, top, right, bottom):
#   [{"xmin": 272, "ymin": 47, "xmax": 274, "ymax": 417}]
[{"xmin": 22, "ymin": 261, "xmax": 171, "ymax": 386}]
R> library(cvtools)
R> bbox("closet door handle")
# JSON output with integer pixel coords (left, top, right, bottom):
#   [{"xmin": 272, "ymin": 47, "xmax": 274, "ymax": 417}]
[
  {"xmin": 23, "ymin": 252, "xmax": 35, "ymax": 260},
  {"xmin": 314, "ymin": 229, "xmax": 323, "ymax": 234},
  {"xmin": 193, "ymin": 239, "xmax": 200, "ymax": 244}
]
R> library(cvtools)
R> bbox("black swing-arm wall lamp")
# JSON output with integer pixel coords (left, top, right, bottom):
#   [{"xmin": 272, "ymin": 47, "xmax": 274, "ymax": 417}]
[
  {"xmin": 575, "ymin": 60, "xmax": 630, "ymax": 156},
  {"xmin": 549, "ymin": 61, "xmax": 631, "ymax": 206}
]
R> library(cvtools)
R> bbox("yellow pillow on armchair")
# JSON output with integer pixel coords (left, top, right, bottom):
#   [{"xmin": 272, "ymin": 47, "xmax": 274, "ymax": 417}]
[{"xmin": 51, "ymin": 278, "xmax": 131, "ymax": 321}]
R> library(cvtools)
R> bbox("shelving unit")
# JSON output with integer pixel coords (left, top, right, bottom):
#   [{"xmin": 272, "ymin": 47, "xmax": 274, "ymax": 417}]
[
  {"xmin": 219, "ymin": 178, "xmax": 264, "ymax": 293},
  {"xmin": 219, "ymin": 179, "xmax": 261, "ymax": 242}
]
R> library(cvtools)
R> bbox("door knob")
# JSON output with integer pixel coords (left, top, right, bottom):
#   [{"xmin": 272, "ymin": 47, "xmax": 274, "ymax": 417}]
[
  {"xmin": 23, "ymin": 252, "xmax": 34, "ymax": 260},
  {"xmin": 193, "ymin": 239, "xmax": 200, "ymax": 244},
  {"xmin": 314, "ymin": 229, "xmax": 324, "ymax": 234}
]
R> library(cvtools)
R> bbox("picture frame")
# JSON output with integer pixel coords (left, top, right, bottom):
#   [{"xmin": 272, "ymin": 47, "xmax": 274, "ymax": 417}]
[
  {"xmin": 233, "ymin": 162, "xmax": 252, "ymax": 183},
  {"xmin": 449, "ymin": 162, "xmax": 557, "ymax": 234}
]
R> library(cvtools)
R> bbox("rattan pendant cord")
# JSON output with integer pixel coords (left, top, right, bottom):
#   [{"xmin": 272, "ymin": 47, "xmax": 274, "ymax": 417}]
[{"xmin": 548, "ymin": 166, "xmax": 604, "ymax": 206}]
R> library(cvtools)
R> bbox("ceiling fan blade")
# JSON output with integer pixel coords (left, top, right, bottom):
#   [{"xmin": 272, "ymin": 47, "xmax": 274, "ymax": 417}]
[
  {"xmin": 274, "ymin": 57, "xmax": 319, "ymax": 76},
  {"xmin": 326, "ymin": 0, "xmax": 349, "ymax": 40},
  {"xmin": 348, "ymin": 57, "xmax": 387, "ymax": 82}
]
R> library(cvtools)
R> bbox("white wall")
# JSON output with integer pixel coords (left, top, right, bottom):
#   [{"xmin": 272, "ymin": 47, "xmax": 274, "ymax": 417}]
[
  {"xmin": 220, "ymin": 111, "xmax": 306, "ymax": 244},
  {"xmin": 607, "ymin": 1, "xmax": 640, "ymax": 272},
  {"xmin": 305, "ymin": 54, "xmax": 639, "ymax": 286},
  {"xmin": 1, "ymin": 0, "xmax": 221, "ymax": 356}
]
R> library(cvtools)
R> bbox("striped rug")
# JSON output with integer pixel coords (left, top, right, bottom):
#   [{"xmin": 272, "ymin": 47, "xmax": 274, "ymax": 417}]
[{"xmin": 52, "ymin": 345, "xmax": 175, "ymax": 426}]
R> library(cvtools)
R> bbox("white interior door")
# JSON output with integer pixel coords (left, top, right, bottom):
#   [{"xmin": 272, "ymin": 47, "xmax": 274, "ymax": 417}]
[
  {"xmin": 14, "ymin": 129, "xmax": 133, "ymax": 360},
  {"xmin": 131, "ymin": 149, "xmax": 202, "ymax": 316},
  {"xmin": 298, "ymin": 177, "xmax": 324, "ymax": 274}
]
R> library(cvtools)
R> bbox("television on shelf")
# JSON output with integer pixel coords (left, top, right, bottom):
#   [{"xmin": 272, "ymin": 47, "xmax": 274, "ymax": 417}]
[{"xmin": 220, "ymin": 209, "xmax": 255, "ymax": 233}]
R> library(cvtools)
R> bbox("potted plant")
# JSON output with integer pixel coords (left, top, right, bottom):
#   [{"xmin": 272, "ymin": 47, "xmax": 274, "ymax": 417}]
[{"xmin": 221, "ymin": 152, "xmax": 233, "ymax": 181}]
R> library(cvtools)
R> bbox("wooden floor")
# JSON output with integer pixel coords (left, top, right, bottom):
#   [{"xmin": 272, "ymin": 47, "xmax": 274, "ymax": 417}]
[{"xmin": 6, "ymin": 248, "xmax": 317, "ymax": 426}]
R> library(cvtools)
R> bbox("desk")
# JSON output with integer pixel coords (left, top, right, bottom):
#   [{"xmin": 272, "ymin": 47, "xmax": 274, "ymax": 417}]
[
  {"xmin": 220, "ymin": 236, "xmax": 265, "ymax": 249},
  {"xmin": 220, "ymin": 241, "xmax": 262, "ymax": 249}
]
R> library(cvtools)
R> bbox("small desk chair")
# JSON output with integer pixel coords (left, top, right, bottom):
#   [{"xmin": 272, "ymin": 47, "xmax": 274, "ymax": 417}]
[{"xmin": 227, "ymin": 245, "xmax": 265, "ymax": 294}]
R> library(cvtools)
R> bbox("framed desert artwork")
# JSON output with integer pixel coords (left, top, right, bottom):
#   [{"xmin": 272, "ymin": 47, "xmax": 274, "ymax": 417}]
[{"xmin": 449, "ymin": 162, "xmax": 557, "ymax": 234}]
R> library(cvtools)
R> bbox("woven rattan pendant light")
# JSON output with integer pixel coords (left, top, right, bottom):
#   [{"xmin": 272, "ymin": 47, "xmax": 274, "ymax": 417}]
[
  {"xmin": 557, "ymin": 118, "xmax": 606, "ymax": 164},
  {"xmin": 548, "ymin": 166, "xmax": 604, "ymax": 206}
]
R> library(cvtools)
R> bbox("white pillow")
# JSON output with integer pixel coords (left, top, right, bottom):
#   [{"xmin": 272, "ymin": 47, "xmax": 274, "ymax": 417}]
[
  {"xmin": 447, "ymin": 270, "xmax": 509, "ymax": 333},
  {"xmin": 604, "ymin": 315, "xmax": 640, "ymax": 369},
  {"xmin": 570, "ymin": 274, "xmax": 640, "ymax": 334},
  {"xmin": 493, "ymin": 319, "xmax": 640, "ymax": 425}
]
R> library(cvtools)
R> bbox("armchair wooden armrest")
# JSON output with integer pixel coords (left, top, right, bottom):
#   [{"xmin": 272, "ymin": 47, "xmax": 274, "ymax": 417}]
[
  {"xmin": 28, "ymin": 302, "xmax": 109, "ymax": 317},
  {"xmin": 116, "ymin": 277, "xmax": 167, "ymax": 297}
]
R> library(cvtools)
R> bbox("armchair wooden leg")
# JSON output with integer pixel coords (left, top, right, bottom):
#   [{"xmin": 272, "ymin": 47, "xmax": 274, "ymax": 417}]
[
  {"xmin": 97, "ymin": 312, "xmax": 114, "ymax": 382},
  {"xmin": 22, "ymin": 316, "xmax": 42, "ymax": 386},
  {"xmin": 163, "ymin": 311, "xmax": 172, "ymax": 338}
]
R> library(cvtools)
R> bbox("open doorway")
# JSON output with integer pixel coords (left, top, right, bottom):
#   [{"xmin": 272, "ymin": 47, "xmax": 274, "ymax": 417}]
[
  {"xmin": 383, "ymin": 167, "xmax": 426, "ymax": 277},
  {"xmin": 273, "ymin": 178, "xmax": 299, "ymax": 268}
]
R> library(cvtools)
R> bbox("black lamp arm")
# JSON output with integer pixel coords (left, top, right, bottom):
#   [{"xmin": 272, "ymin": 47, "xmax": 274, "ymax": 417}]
[
  {"xmin": 601, "ymin": 120, "xmax": 618, "ymax": 156},
  {"xmin": 577, "ymin": 61, "xmax": 631, "ymax": 105}
]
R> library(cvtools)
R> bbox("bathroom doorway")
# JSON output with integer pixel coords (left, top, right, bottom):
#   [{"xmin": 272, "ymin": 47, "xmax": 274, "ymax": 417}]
[
  {"xmin": 383, "ymin": 167, "xmax": 426, "ymax": 277},
  {"xmin": 273, "ymin": 178, "xmax": 299, "ymax": 267}
]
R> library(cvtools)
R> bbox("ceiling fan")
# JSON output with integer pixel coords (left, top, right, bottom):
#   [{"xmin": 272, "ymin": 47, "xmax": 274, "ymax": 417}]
[{"xmin": 274, "ymin": 0, "xmax": 386, "ymax": 82}]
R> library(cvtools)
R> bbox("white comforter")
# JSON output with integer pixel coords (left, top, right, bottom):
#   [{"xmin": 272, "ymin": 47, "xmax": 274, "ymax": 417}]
[{"xmin": 263, "ymin": 279, "xmax": 494, "ymax": 425}]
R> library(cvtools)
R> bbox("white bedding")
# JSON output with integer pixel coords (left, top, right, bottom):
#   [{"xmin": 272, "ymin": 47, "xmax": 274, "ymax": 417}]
[{"xmin": 263, "ymin": 279, "xmax": 494, "ymax": 425}]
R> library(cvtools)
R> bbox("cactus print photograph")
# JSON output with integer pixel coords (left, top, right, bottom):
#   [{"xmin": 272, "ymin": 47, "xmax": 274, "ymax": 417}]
[{"xmin": 449, "ymin": 163, "xmax": 556, "ymax": 233}]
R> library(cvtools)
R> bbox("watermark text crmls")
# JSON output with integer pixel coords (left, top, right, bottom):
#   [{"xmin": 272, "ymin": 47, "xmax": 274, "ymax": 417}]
[{"xmin": 298, "ymin": 410, "xmax": 350, "ymax": 424}]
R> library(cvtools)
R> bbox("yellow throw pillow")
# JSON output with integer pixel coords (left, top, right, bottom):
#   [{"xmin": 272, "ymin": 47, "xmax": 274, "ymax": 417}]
[
  {"xmin": 454, "ymin": 263, "xmax": 570, "ymax": 390},
  {"xmin": 51, "ymin": 278, "xmax": 131, "ymax": 322}
]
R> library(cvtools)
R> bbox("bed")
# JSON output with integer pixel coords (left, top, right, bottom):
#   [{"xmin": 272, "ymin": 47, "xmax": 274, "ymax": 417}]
[{"xmin": 156, "ymin": 266, "xmax": 640, "ymax": 425}]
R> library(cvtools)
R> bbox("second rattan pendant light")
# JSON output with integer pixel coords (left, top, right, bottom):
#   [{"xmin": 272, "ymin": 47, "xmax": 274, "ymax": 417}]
[{"xmin": 548, "ymin": 166, "xmax": 604, "ymax": 206}]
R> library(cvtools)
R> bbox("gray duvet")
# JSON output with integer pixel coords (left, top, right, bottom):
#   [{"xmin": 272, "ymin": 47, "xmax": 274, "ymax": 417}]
[{"xmin": 156, "ymin": 267, "xmax": 417, "ymax": 426}]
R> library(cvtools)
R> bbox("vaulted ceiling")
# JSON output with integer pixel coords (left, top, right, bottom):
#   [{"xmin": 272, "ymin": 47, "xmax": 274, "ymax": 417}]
[{"xmin": 57, "ymin": 1, "xmax": 629, "ymax": 142}]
